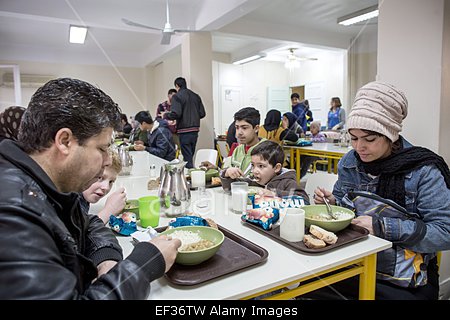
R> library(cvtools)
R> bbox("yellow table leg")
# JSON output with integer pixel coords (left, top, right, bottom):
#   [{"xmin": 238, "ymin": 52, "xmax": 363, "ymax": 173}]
[
  {"xmin": 358, "ymin": 253, "xmax": 377, "ymax": 300},
  {"xmin": 296, "ymin": 149, "xmax": 301, "ymax": 182},
  {"xmin": 290, "ymin": 148, "xmax": 294, "ymax": 169}
]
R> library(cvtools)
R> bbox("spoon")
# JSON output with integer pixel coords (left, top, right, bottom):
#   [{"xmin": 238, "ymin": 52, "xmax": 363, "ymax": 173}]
[{"xmin": 322, "ymin": 197, "xmax": 338, "ymax": 220}]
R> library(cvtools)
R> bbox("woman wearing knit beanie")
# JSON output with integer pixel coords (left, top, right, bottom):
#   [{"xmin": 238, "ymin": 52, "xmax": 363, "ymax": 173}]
[{"xmin": 311, "ymin": 81, "xmax": 450, "ymax": 300}]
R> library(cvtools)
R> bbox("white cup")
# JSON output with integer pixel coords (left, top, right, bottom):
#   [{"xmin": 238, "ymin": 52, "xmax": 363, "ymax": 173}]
[
  {"xmin": 231, "ymin": 181, "xmax": 248, "ymax": 214},
  {"xmin": 191, "ymin": 170, "xmax": 206, "ymax": 188},
  {"xmin": 280, "ymin": 208, "xmax": 305, "ymax": 242}
]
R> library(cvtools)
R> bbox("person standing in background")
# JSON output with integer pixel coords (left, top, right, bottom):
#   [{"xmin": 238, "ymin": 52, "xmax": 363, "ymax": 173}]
[
  {"xmin": 166, "ymin": 77, "xmax": 206, "ymax": 168},
  {"xmin": 327, "ymin": 97, "xmax": 346, "ymax": 130},
  {"xmin": 291, "ymin": 93, "xmax": 307, "ymax": 134},
  {"xmin": 155, "ymin": 88, "xmax": 179, "ymax": 151}
]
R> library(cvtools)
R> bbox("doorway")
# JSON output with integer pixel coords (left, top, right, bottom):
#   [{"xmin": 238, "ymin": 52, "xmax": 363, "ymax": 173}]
[{"xmin": 290, "ymin": 86, "xmax": 305, "ymax": 100}]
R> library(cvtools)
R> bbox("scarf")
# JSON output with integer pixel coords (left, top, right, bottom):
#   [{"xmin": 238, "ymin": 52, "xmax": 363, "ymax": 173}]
[
  {"xmin": 356, "ymin": 142, "xmax": 450, "ymax": 208},
  {"xmin": 263, "ymin": 110, "xmax": 281, "ymax": 132},
  {"xmin": 0, "ymin": 106, "xmax": 26, "ymax": 141}
]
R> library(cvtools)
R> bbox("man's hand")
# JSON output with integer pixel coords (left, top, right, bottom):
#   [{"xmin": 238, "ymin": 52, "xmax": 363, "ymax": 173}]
[
  {"xmin": 97, "ymin": 260, "xmax": 118, "ymax": 278},
  {"xmin": 150, "ymin": 235, "xmax": 182, "ymax": 273}
]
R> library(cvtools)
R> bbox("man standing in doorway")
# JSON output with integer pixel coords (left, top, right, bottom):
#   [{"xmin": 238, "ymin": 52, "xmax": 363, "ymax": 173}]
[{"xmin": 166, "ymin": 77, "xmax": 206, "ymax": 168}]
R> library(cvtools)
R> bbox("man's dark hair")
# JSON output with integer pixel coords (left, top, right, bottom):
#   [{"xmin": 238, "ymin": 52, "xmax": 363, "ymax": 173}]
[
  {"xmin": 234, "ymin": 107, "xmax": 260, "ymax": 128},
  {"xmin": 168, "ymin": 88, "xmax": 177, "ymax": 95},
  {"xmin": 134, "ymin": 111, "xmax": 153, "ymax": 125},
  {"xmin": 174, "ymin": 77, "xmax": 187, "ymax": 89},
  {"xmin": 250, "ymin": 140, "xmax": 285, "ymax": 167},
  {"xmin": 18, "ymin": 78, "xmax": 122, "ymax": 153},
  {"xmin": 120, "ymin": 113, "xmax": 129, "ymax": 123},
  {"xmin": 290, "ymin": 93, "xmax": 300, "ymax": 99}
]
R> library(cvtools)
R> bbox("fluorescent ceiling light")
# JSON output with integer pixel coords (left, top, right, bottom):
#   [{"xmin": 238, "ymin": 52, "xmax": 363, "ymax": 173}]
[
  {"xmin": 337, "ymin": 5, "xmax": 379, "ymax": 26},
  {"xmin": 233, "ymin": 53, "xmax": 266, "ymax": 65},
  {"xmin": 69, "ymin": 25, "xmax": 88, "ymax": 44}
]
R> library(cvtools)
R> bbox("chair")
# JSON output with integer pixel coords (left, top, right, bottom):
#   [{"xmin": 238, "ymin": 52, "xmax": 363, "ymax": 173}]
[
  {"xmin": 194, "ymin": 149, "xmax": 218, "ymax": 168},
  {"xmin": 304, "ymin": 171, "xmax": 338, "ymax": 204}
]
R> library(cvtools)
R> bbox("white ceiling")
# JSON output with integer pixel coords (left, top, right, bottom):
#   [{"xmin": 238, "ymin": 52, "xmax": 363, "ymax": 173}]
[{"xmin": 0, "ymin": 0, "xmax": 378, "ymax": 67}]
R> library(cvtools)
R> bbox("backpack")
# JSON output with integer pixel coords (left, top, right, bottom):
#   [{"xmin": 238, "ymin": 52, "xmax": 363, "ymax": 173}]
[{"xmin": 341, "ymin": 191, "xmax": 433, "ymax": 288}]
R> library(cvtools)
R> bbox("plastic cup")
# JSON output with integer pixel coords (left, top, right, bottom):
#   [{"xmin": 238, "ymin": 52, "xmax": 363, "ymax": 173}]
[
  {"xmin": 138, "ymin": 195, "xmax": 160, "ymax": 228},
  {"xmin": 191, "ymin": 170, "xmax": 206, "ymax": 188},
  {"xmin": 231, "ymin": 181, "xmax": 248, "ymax": 214},
  {"xmin": 280, "ymin": 208, "xmax": 305, "ymax": 242}
]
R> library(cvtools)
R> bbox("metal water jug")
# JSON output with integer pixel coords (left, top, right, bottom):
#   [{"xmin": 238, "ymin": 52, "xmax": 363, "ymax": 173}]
[
  {"xmin": 158, "ymin": 159, "xmax": 191, "ymax": 217},
  {"xmin": 118, "ymin": 145, "xmax": 133, "ymax": 175}
]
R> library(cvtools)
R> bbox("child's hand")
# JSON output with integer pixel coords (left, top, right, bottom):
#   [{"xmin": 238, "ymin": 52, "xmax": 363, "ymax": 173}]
[{"xmin": 258, "ymin": 189, "xmax": 276, "ymax": 197}]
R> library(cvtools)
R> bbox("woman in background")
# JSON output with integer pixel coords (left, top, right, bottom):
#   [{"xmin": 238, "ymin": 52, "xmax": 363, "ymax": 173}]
[{"xmin": 327, "ymin": 97, "xmax": 346, "ymax": 130}]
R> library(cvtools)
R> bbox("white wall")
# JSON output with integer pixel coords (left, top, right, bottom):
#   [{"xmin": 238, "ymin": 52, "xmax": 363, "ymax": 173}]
[
  {"xmin": 378, "ymin": 0, "xmax": 450, "ymax": 300},
  {"xmin": 212, "ymin": 51, "xmax": 346, "ymax": 134},
  {"xmin": 0, "ymin": 60, "xmax": 147, "ymax": 119}
]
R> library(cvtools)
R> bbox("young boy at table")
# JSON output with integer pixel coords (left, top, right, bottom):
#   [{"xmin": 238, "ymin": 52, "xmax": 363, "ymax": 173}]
[
  {"xmin": 80, "ymin": 151, "xmax": 127, "ymax": 224},
  {"xmin": 250, "ymin": 140, "xmax": 309, "ymax": 201},
  {"xmin": 220, "ymin": 107, "xmax": 266, "ymax": 179}
]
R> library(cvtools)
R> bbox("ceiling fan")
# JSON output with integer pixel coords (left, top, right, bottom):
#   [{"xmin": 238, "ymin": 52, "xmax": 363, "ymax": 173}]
[
  {"xmin": 122, "ymin": 0, "xmax": 201, "ymax": 45},
  {"xmin": 284, "ymin": 48, "xmax": 317, "ymax": 68}
]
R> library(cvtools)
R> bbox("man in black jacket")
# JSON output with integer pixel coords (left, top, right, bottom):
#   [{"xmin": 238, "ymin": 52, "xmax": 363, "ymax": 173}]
[
  {"xmin": 166, "ymin": 77, "xmax": 206, "ymax": 168},
  {"xmin": 0, "ymin": 78, "xmax": 180, "ymax": 299}
]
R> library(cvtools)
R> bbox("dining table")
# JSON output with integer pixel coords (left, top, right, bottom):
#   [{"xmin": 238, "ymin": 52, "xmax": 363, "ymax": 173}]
[
  {"xmin": 284, "ymin": 142, "xmax": 353, "ymax": 182},
  {"xmin": 90, "ymin": 151, "xmax": 391, "ymax": 300}
]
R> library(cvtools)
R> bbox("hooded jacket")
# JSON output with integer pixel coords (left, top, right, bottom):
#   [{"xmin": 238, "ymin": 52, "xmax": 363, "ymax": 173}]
[
  {"xmin": 0, "ymin": 139, "xmax": 166, "ymax": 299},
  {"xmin": 266, "ymin": 168, "xmax": 309, "ymax": 201}
]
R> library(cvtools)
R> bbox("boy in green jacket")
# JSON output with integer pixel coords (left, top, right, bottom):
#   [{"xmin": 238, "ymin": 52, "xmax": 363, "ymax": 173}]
[{"xmin": 221, "ymin": 107, "xmax": 266, "ymax": 179}]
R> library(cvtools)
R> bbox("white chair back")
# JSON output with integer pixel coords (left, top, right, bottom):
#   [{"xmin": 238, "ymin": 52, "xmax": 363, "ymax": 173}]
[
  {"xmin": 194, "ymin": 149, "xmax": 218, "ymax": 168},
  {"xmin": 304, "ymin": 171, "xmax": 338, "ymax": 204}
]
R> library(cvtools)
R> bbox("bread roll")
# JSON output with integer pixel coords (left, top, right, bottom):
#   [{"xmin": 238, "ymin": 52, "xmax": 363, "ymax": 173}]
[
  {"xmin": 309, "ymin": 225, "xmax": 338, "ymax": 244},
  {"xmin": 303, "ymin": 234, "xmax": 326, "ymax": 249}
]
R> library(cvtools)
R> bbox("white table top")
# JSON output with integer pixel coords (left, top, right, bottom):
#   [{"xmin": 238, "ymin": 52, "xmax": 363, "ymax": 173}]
[
  {"xmin": 285, "ymin": 142, "xmax": 352, "ymax": 155},
  {"xmin": 92, "ymin": 151, "xmax": 391, "ymax": 300}
]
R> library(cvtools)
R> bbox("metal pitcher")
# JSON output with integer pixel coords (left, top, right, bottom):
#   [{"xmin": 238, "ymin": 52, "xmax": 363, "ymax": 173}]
[
  {"xmin": 118, "ymin": 145, "xmax": 133, "ymax": 175},
  {"xmin": 158, "ymin": 159, "xmax": 191, "ymax": 217}
]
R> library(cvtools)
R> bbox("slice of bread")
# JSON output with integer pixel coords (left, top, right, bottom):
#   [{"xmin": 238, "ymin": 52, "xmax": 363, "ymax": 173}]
[
  {"xmin": 309, "ymin": 225, "xmax": 338, "ymax": 244},
  {"xmin": 303, "ymin": 234, "xmax": 326, "ymax": 249}
]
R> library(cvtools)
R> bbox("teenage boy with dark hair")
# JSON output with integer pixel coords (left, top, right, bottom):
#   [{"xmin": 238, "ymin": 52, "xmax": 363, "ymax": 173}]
[
  {"xmin": 221, "ymin": 107, "xmax": 266, "ymax": 180},
  {"xmin": 291, "ymin": 93, "xmax": 307, "ymax": 133},
  {"xmin": 133, "ymin": 110, "xmax": 176, "ymax": 161}
]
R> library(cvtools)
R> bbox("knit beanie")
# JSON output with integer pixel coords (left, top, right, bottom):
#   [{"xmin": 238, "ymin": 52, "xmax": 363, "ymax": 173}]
[{"xmin": 347, "ymin": 81, "xmax": 408, "ymax": 142}]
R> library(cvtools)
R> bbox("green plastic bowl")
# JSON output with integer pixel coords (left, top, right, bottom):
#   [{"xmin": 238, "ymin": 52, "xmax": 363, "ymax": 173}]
[
  {"xmin": 303, "ymin": 205, "xmax": 355, "ymax": 233},
  {"xmin": 160, "ymin": 226, "xmax": 224, "ymax": 265},
  {"xmin": 188, "ymin": 168, "xmax": 219, "ymax": 182},
  {"xmin": 123, "ymin": 199, "xmax": 140, "ymax": 219}
]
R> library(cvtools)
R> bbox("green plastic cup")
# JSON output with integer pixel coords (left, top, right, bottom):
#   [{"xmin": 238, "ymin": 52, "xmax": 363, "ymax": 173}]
[{"xmin": 138, "ymin": 196, "xmax": 160, "ymax": 228}]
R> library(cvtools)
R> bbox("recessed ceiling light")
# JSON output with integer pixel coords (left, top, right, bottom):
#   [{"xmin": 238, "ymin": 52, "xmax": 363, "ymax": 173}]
[
  {"xmin": 69, "ymin": 25, "xmax": 88, "ymax": 44},
  {"xmin": 232, "ymin": 53, "xmax": 266, "ymax": 65},
  {"xmin": 337, "ymin": 5, "xmax": 379, "ymax": 26}
]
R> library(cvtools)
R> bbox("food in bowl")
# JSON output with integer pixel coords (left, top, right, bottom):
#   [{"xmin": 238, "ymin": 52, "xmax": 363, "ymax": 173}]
[
  {"xmin": 160, "ymin": 226, "xmax": 224, "ymax": 265},
  {"xmin": 170, "ymin": 229, "xmax": 215, "ymax": 252},
  {"xmin": 122, "ymin": 199, "xmax": 139, "ymax": 219},
  {"xmin": 303, "ymin": 205, "xmax": 355, "ymax": 233}
]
